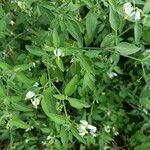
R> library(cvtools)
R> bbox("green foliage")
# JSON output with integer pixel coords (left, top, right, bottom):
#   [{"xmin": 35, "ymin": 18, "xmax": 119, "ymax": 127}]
[{"xmin": 0, "ymin": 0, "xmax": 150, "ymax": 149}]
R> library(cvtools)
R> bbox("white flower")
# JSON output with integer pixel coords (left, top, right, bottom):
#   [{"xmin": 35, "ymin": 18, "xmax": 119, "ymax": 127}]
[
  {"xmin": 145, "ymin": 49, "xmax": 150, "ymax": 53},
  {"xmin": 143, "ymin": 108, "xmax": 148, "ymax": 115},
  {"xmin": 107, "ymin": 111, "xmax": 111, "ymax": 116},
  {"xmin": 17, "ymin": 1, "xmax": 22, "ymax": 8},
  {"xmin": 114, "ymin": 131, "xmax": 119, "ymax": 136},
  {"xmin": 31, "ymin": 98, "xmax": 40, "ymax": 109},
  {"xmin": 77, "ymin": 124, "xmax": 88, "ymax": 137},
  {"xmin": 25, "ymin": 126, "xmax": 34, "ymax": 132},
  {"xmin": 25, "ymin": 139, "xmax": 29, "ymax": 143},
  {"xmin": 123, "ymin": 2, "xmax": 134, "ymax": 16},
  {"xmin": 33, "ymin": 82, "xmax": 39, "ymax": 87},
  {"xmin": 32, "ymin": 62, "xmax": 36, "ymax": 67},
  {"xmin": 87, "ymin": 125, "xmax": 97, "ymax": 137},
  {"xmin": 87, "ymin": 125, "xmax": 97, "ymax": 133},
  {"xmin": 77, "ymin": 120, "xmax": 97, "ymax": 137},
  {"xmin": 134, "ymin": 9, "xmax": 141, "ymax": 21},
  {"xmin": 53, "ymin": 49, "xmax": 62, "ymax": 57},
  {"xmin": 47, "ymin": 135, "xmax": 51, "ymax": 140},
  {"xmin": 107, "ymin": 72, "xmax": 117, "ymax": 79},
  {"xmin": 10, "ymin": 20, "xmax": 15, "ymax": 26},
  {"xmin": 112, "ymin": 127, "xmax": 119, "ymax": 136},
  {"xmin": 80, "ymin": 120, "xmax": 88, "ymax": 126},
  {"xmin": 123, "ymin": 2, "xmax": 141, "ymax": 21},
  {"xmin": 104, "ymin": 125, "xmax": 111, "ymax": 133},
  {"xmin": 42, "ymin": 141, "xmax": 47, "ymax": 146},
  {"xmin": 25, "ymin": 91, "xmax": 35, "ymax": 99}
]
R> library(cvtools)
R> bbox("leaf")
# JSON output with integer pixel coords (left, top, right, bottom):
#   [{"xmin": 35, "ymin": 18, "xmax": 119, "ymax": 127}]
[
  {"xmin": 0, "ymin": 84, "xmax": 5, "ymax": 97},
  {"xmin": 109, "ymin": 6, "xmax": 120, "ymax": 31},
  {"xmin": 26, "ymin": 45, "xmax": 46, "ymax": 56},
  {"xmin": 134, "ymin": 143, "xmax": 150, "ymax": 150},
  {"xmin": 64, "ymin": 75, "xmax": 78, "ymax": 96},
  {"xmin": 13, "ymin": 63, "xmax": 34, "ymax": 72},
  {"xmin": 67, "ymin": 97, "xmax": 90, "ymax": 109},
  {"xmin": 66, "ymin": 19, "xmax": 83, "ymax": 47},
  {"xmin": 41, "ymin": 100, "xmax": 67, "ymax": 124},
  {"xmin": 60, "ymin": 126, "xmax": 69, "ymax": 146},
  {"xmin": 101, "ymin": 33, "xmax": 116, "ymax": 47},
  {"xmin": 143, "ymin": 16, "xmax": 150, "ymax": 27},
  {"xmin": 70, "ymin": 126, "xmax": 85, "ymax": 143},
  {"xmin": 0, "ymin": 61, "xmax": 11, "ymax": 70},
  {"xmin": 86, "ymin": 12, "xmax": 97, "ymax": 40},
  {"xmin": 134, "ymin": 23, "xmax": 142, "ymax": 44},
  {"xmin": 41, "ymin": 93, "xmax": 66, "ymax": 124},
  {"xmin": 43, "ymin": 87, "xmax": 56, "ymax": 113},
  {"xmin": 47, "ymin": 113, "xmax": 67, "ymax": 125},
  {"xmin": 143, "ymin": 29, "xmax": 150, "ymax": 42},
  {"xmin": 11, "ymin": 101, "xmax": 32, "ymax": 112},
  {"xmin": 16, "ymin": 73, "xmax": 34, "ymax": 87},
  {"xmin": 115, "ymin": 42, "xmax": 140, "ymax": 56},
  {"xmin": 143, "ymin": 0, "xmax": 150, "ymax": 13},
  {"xmin": 53, "ymin": 94, "xmax": 66, "ymax": 100},
  {"xmin": 0, "ymin": 17, "xmax": 6, "ymax": 31},
  {"xmin": 78, "ymin": 54, "xmax": 95, "ymax": 75},
  {"xmin": 108, "ymin": 0, "xmax": 117, "ymax": 10},
  {"xmin": 52, "ymin": 28, "xmax": 60, "ymax": 48},
  {"xmin": 11, "ymin": 116, "xmax": 30, "ymax": 129},
  {"xmin": 83, "ymin": 73, "xmax": 95, "ymax": 91},
  {"xmin": 56, "ymin": 58, "xmax": 64, "ymax": 72}
]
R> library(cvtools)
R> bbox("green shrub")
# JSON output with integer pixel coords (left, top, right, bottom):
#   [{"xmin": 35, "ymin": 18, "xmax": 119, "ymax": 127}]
[{"xmin": 0, "ymin": 0, "xmax": 150, "ymax": 149}]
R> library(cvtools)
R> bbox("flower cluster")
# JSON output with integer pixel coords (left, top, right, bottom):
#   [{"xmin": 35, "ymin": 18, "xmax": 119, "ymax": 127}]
[
  {"xmin": 25, "ymin": 91, "xmax": 40, "ymax": 109},
  {"xmin": 77, "ymin": 120, "xmax": 97, "ymax": 137},
  {"xmin": 107, "ymin": 71, "xmax": 117, "ymax": 79},
  {"xmin": 104, "ymin": 125, "xmax": 119, "ymax": 136},
  {"xmin": 123, "ymin": 2, "xmax": 141, "ymax": 21}
]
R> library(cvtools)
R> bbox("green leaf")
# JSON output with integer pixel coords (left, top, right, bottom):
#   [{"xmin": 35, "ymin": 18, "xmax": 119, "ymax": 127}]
[
  {"xmin": 0, "ymin": 61, "xmax": 11, "ymax": 70},
  {"xmin": 143, "ymin": 16, "xmax": 150, "ymax": 27},
  {"xmin": 43, "ymin": 87, "xmax": 56, "ymax": 113},
  {"xmin": 53, "ymin": 94, "xmax": 66, "ymax": 100},
  {"xmin": 0, "ymin": 84, "xmax": 5, "ymax": 97},
  {"xmin": 143, "ymin": 29, "xmax": 150, "ymax": 42},
  {"xmin": 86, "ymin": 12, "xmax": 97, "ymax": 40},
  {"xmin": 108, "ymin": 0, "xmax": 117, "ymax": 10},
  {"xmin": 101, "ymin": 33, "xmax": 116, "ymax": 47},
  {"xmin": 67, "ymin": 97, "xmax": 90, "ymax": 109},
  {"xmin": 64, "ymin": 75, "xmax": 78, "ymax": 96},
  {"xmin": 52, "ymin": 28, "xmax": 60, "ymax": 48},
  {"xmin": 134, "ymin": 143, "xmax": 150, "ymax": 150},
  {"xmin": 78, "ymin": 54, "xmax": 95, "ymax": 75},
  {"xmin": 115, "ymin": 42, "xmax": 140, "ymax": 56},
  {"xmin": 70, "ymin": 126, "xmax": 85, "ymax": 143},
  {"xmin": 109, "ymin": 6, "xmax": 120, "ymax": 31},
  {"xmin": 83, "ymin": 73, "xmax": 95, "ymax": 91},
  {"xmin": 26, "ymin": 45, "xmax": 46, "ymax": 56},
  {"xmin": 0, "ymin": 17, "xmax": 6, "ymax": 31},
  {"xmin": 41, "ymin": 92, "xmax": 66, "ymax": 124},
  {"xmin": 41, "ymin": 100, "xmax": 67, "ymax": 124},
  {"xmin": 13, "ymin": 63, "xmax": 34, "ymax": 72},
  {"xmin": 11, "ymin": 101, "xmax": 32, "ymax": 112},
  {"xmin": 47, "ymin": 113, "xmax": 67, "ymax": 125},
  {"xmin": 16, "ymin": 73, "xmax": 34, "ymax": 87},
  {"xmin": 60, "ymin": 126, "xmax": 69, "ymax": 146},
  {"xmin": 11, "ymin": 116, "xmax": 30, "ymax": 129},
  {"xmin": 134, "ymin": 23, "xmax": 142, "ymax": 44},
  {"xmin": 66, "ymin": 19, "xmax": 83, "ymax": 47},
  {"xmin": 56, "ymin": 58, "xmax": 64, "ymax": 72},
  {"xmin": 143, "ymin": 0, "xmax": 150, "ymax": 13}
]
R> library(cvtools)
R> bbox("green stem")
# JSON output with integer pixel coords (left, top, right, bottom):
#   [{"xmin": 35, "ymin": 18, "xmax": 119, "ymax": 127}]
[{"xmin": 46, "ymin": 66, "xmax": 68, "ymax": 119}]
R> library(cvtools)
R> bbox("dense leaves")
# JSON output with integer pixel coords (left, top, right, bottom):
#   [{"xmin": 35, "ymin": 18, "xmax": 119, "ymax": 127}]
[{"xmin": 0, "ymin": 0, "xmax": 150, "ymax": 150}]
